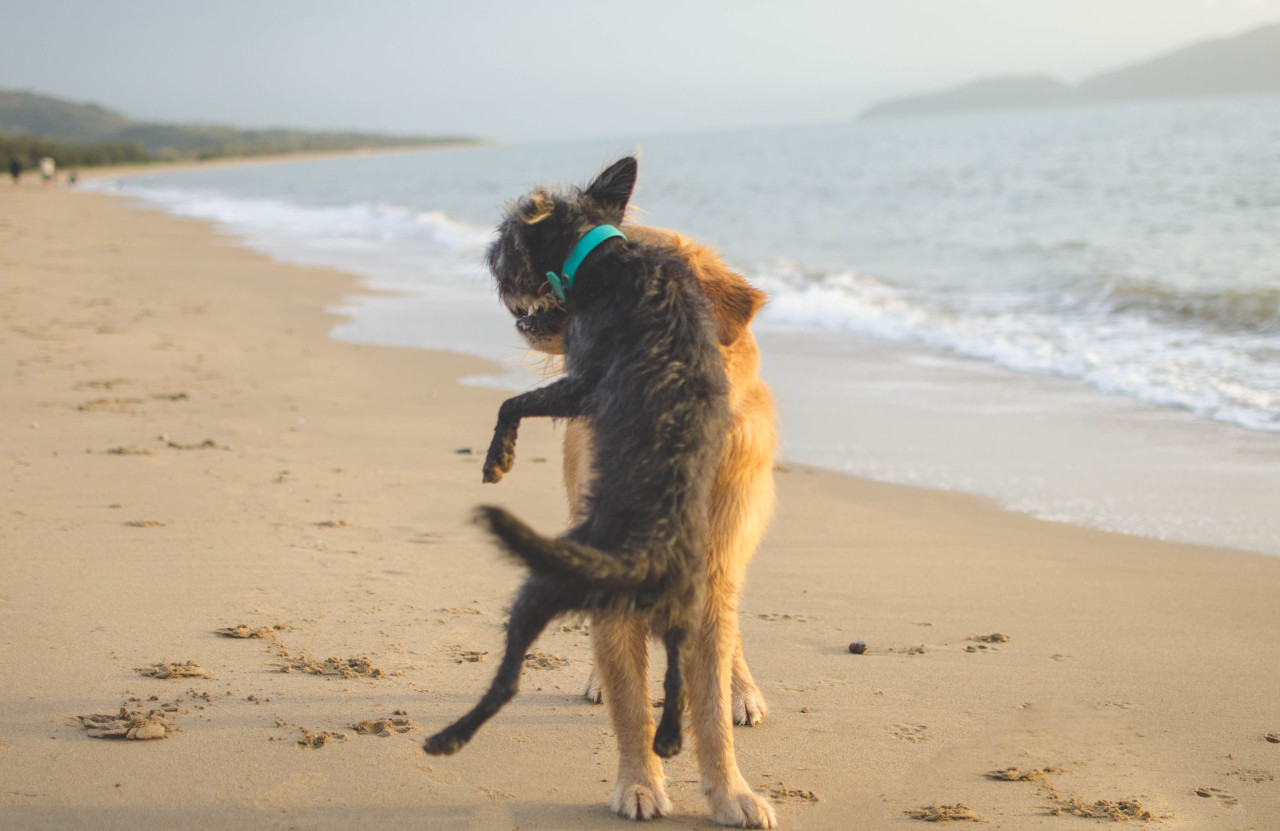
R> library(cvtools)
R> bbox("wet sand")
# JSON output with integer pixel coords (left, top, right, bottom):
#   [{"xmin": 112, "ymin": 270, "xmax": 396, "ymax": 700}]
[{"xmin": 2, "ymin": 182, "xmax": 1279, "ymax": 829}]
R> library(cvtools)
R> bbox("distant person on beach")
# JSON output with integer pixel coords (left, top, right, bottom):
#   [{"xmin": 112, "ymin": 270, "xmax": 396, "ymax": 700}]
[
  {"xmin": 39, "ymin": 156, "xmax": 56, "ymax": 186},
  {"xmin": 8, "ymin": 156, "xmax": 19, "ymax": 184}
]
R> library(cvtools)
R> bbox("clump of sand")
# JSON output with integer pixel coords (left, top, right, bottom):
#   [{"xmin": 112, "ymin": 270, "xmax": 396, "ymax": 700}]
[
  {"xmin": 985, "ymin": 766, "xmax": 1057, "ymax": 782},
  {"xmin": 77, "ymin": 703, "xmax": 176, "ymax": 740},
  {"xmin": 449, "ymin": 645, "xmax": 487, "ymax": 663},
  {"xmin": 523, "ymin": 651, "xmax": 567, "ymax": 669},
  {"xmin": 764, "ymin": 782, "xmax": 819, "ymax": 803},
  {"xmin": 214, "ymin": 623, "xmax": 289, "ymax": 639},
  {"xmin": 166, "ymin": 438, "xmax": 225, "ymax": 450},
  {"xmin": 105, "ymin": 446, "xmax": 155, "ymax": 456},
  {"xmin": 904, "ymin": 803, "xmax": 982, "ymax": 822},
  {"xmin": 349, "ymin": 717, "xmax": 414, "ymax": 737},
  {"xmin": 1045, "ymin": 791, "xmax": 1163, "ymax": 821},
  {"xmin": 296, "ymin": 727, "xmax": 346, "ymax": 748},
  {"xmin": 136, "ymin": 660, "xmax": 209, "ymax": 679},
  {"xmin": 278, "ymin": 653, "xmax": 385, "ymax": 679}
]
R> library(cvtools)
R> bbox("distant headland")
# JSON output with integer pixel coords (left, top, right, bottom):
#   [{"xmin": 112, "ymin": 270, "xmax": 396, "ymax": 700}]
[
  {"xmin": 0, "ymin": 89, "xmax": 479, "ymax": 167},
  {"xmin": 862, "ymin": 21, "xmax": 1280, "ymax": 118}
]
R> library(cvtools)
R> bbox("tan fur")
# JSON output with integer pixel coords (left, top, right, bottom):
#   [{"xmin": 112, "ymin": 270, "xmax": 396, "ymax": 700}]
[{"xmin": 561, "ymin": 226, "xmax": 778, "ymax": 826}]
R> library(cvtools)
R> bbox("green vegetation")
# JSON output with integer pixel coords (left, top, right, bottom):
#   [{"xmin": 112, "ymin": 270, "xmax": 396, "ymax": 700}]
[
  {"xmin": 1, "ymin": 89, "xmax": 477, "ymax": 168},
  {"xmin": 2, "ymin": 133, "xmax": 150, "ymax": 168}
]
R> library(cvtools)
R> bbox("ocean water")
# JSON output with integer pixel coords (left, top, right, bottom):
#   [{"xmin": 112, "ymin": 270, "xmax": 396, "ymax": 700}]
[{"xmin": 89, "ymin": 95, "xmax": 1280, "ymax": 555}]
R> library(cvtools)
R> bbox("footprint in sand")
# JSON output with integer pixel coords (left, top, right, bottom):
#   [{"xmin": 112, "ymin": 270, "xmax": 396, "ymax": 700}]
[
  {"xmin": 964, "ymin": 633, "xmax": 1009, "ymax": 653},
  {"xmin": 214, "ymin": 623, "xmax": 290, "ymax": 639},
  {"xmin": 523, "ymin": 651, "xmax": 567, "ymax": 669},
  {"xmin": 1194, "ymin": 786, "xmax": 1238, "ymax": 807},
  {"xmin": 74, "ymin": 378, "xmax": 131, "ymax": 391},
  {"xmin": 350, "ymin": 717, "xmax": 415, "ymax": 737},
  {"xmin": 985, "ymin": 766, "xmax": 1057, "ymax": 782},
  {"xmin": 448, "ymin": 645, "xmax": 488, "ymax": 663},
  {"xmin": 763, "ymin": 782, "xmax": 820, "ymax": 803},
  {"xmin": 892, "ymin": 723, "xmax": 928, "ymax": 743},
  {"xmin": 1046, "ymin": 793, "xmax": 1164, "ymax": 821},
  {"xmin": 105, "ymin": 446, "xmax": 156, "ymax": 456},
  {"xmin": 904, "ymin": 803, "xmax": 981, "ymax": 822},
  {"xmin": 276, "ymin": 652, "xmax": 387, "ymax": 679},
  {"xmin": 77, "ymin": 703, "xmax": 177, "ymax": 740},
  {"xmin": 296, "ymin": 727, "xmax": 346, "ymax": 748},
  {"xmin": 136, "ymin": 660, "xmax": 209, "ymax": 679},
  {"xmin": 165, "ymin": 438, "xmax": 226, "ymax": 450},
  {"xmin": 77, "ymin": 397, "xmax": 145, "ymax": 412},
  {"xmin": 1225, "ymin": 767, "xmax": 1274, "ymax": 783}
]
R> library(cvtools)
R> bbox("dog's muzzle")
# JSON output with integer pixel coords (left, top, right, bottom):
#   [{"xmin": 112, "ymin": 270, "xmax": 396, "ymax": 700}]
[{"xmin": 515, "ymin": 307, "xmax": 566, "ymax": 340}]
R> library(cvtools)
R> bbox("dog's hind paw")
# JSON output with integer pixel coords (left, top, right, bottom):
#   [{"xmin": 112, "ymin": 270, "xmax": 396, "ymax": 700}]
[
  {"xmin": 612, "ymin": 783, "xmax": 672, "ymax": 821},
  {"xmin": 732, "ymin": 684, "xmax": 768, "ymax": 727},
  {"xmin": 652, "ymin": 718, "xmax": 683, "ymax": 759},
  {"xmin": 582, "ymin": 670, "xmax": 604, "ymax": 704},
  {"xmin": 422, "ymin": 731, "xmax": 464, "ymax": 756},
  {"xmin": 707, "ymin": 786, "xmax": 778, "ymax": 828}
]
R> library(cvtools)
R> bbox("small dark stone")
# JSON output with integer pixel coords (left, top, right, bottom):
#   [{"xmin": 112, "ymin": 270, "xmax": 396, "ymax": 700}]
[{"xmin": 848, "ymin": 640, "xmax": 867, "ymax": 654}]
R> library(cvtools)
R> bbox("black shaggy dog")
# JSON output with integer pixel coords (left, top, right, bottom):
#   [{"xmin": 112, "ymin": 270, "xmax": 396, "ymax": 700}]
[{"xmin": 423, "ymin": 157, "xmax": 730, "ymax": 761}]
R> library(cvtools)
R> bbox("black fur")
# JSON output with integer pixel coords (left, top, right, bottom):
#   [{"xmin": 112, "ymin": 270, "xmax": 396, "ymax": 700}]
[{"xmin": 424, "ymin": 157, "xmax": 730, "ymax": 760}]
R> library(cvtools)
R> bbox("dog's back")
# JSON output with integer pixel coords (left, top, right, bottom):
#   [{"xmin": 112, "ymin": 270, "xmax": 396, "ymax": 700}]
[
  {"xmin": 477, "ymin": 239, "xmax": 729, "ymax": 621},
  {"xmin": 564, "ymin": 241, "xmax": 729, "ymax": 583}
]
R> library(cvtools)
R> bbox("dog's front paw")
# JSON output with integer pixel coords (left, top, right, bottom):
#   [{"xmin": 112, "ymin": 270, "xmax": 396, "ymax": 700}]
[
  {"xmin": 732, "ymin": 682, "xmax": 768, "ymax": 727},
  {"xmin": 482, "ymin": 444, "xmax": 514, "ymax": 483},
  {"xmin": 612, "ymin": 782, "xmax": 672, "ymax": 821},
  {"xmin": 706, "ymin": 783, "xmax": 778, "ymax": 828},
  {"xmin": 482, "ymin": 452, "xmax": 513, "ymax": 483}
]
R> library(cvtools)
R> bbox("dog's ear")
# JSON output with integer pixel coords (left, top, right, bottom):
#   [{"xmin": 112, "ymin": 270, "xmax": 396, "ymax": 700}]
[
  {"xmin": 704, "ymin": 273, "xmax": 767, "ymax": 346},
  {"xmin": 662, "ymin": 229, "xmax": 766, "ymax": 346},
  {"xmin": 585, "ymin": 157, "xmax": 638, "ymax": 217},
  {"xmin": 515, "ymin": 190, "xmax": 554, "ymax": 225}
]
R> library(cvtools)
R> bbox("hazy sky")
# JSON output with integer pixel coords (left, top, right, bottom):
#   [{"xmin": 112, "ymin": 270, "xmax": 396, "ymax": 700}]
[{"xmin": 4, "ymin": 0, "xmax": 1279, "ymax": 142}]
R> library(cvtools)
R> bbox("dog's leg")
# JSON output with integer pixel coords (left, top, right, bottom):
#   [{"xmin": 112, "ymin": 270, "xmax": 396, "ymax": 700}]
[
  {"xmin": 423, "ymin": 576, "xmax": 569, "ymax": 756},
  {"xmin": 652, "ymin": 628, "xmax": 686, "ymax": 758},
  {"xmin": 687, "ymin": 588, "xmax": 777, "ymax": 828},
  {"xmin": 592, "ymin": 611, "xmax": 671, "ymax": 821},
  {"xmin": 484, "ymin": 376, "xmax": 589, "ymax": 483},
  {"xmin": 562, "ymin": 422, "xmax": 609, "ymax": 704},
  {"xmin": 731, "ymin": 635, "xmax": 768, "ymax": 727},
  {"xmin": 710, "ymin": 447, "xmax": 774, "ymax": 727}
]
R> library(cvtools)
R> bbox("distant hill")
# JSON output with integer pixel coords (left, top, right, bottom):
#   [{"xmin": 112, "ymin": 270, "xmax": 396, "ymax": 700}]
[
  {"xmin": 862, "ymin": 21, "xmax": 1280, "ymax": 118},
  {"xmin": 0, "ymin": 89, "xmax": 476, "ymax": 164}
]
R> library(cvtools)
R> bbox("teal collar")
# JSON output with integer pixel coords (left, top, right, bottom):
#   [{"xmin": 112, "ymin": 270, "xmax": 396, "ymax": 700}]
[{"xmin": 546, "ymin": 225, "xmax": 626, "ymax": 302}]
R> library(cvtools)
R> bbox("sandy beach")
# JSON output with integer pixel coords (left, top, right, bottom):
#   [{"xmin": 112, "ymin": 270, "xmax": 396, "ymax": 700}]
[{"xmin": 2, "ymin": 180, "xmax": 1279, "ymax": 830}]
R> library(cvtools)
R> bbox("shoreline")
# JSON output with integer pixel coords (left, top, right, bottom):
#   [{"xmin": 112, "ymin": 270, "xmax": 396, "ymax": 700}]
[
  {"xmin": 2, "ymin": 185, "xmax": 1279, "ymax": 829},
  {"xmin": 75, "ymin": 141, "xmax": 487, "ymax": 182}
]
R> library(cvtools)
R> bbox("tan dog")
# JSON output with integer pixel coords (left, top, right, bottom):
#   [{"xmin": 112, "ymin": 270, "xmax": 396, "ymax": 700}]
[{"xmin": 519, "ymin": 224, "xmax": 778, "ymax": 826}]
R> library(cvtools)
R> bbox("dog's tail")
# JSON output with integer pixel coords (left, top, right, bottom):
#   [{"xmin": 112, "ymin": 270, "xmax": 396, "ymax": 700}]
[{"xmin": 473, "ymin": 505, "xmax": 660, "ymax": 587}]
